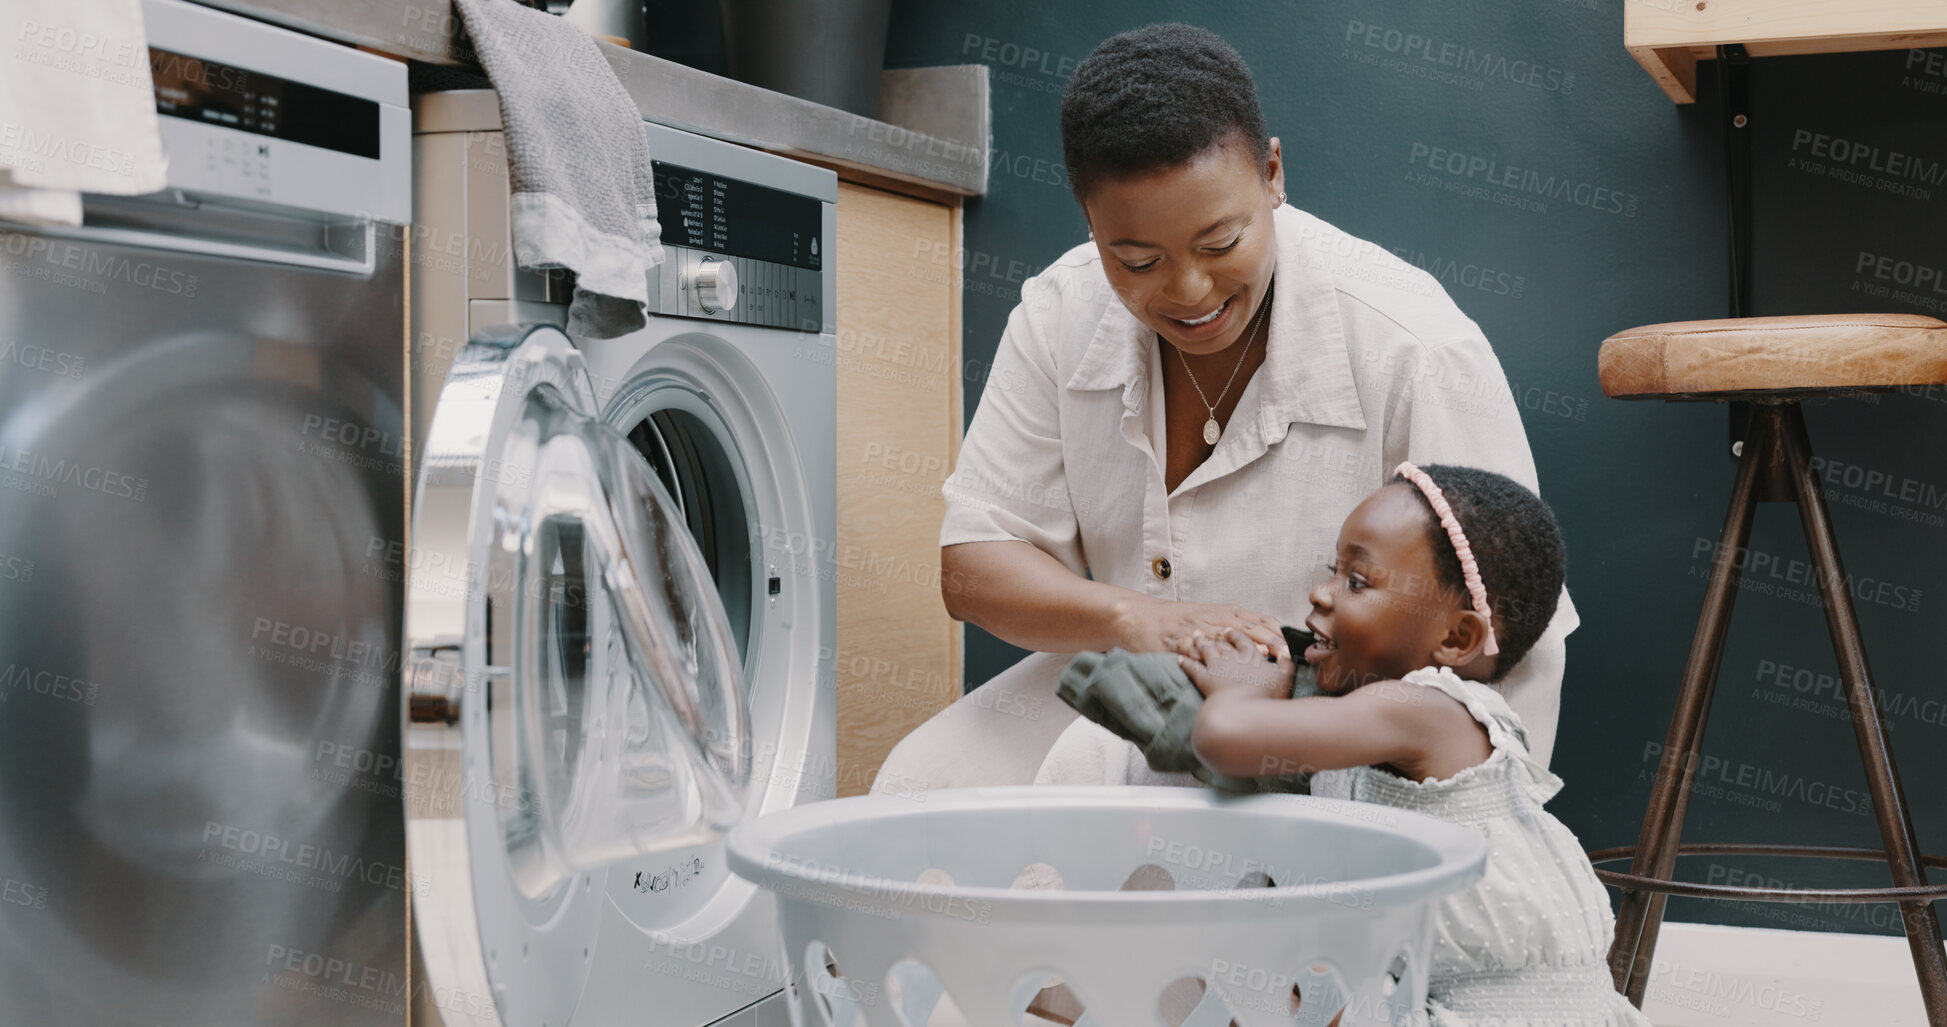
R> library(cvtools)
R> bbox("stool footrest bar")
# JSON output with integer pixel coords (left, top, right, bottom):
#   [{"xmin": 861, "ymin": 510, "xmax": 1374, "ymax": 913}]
[{"xmin": 1591, "ymin": 843, "xmax": 1947, "ymax": 903}]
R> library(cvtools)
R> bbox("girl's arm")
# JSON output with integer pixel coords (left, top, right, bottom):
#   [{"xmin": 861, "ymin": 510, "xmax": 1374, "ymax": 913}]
[
  {"xmin": 1193, "ymin": 686, "xmax": 1444, "ymax": 780},
  {"xmin": 1184, "ymin": 630, "xmax": 1491, "ymax": 780}
]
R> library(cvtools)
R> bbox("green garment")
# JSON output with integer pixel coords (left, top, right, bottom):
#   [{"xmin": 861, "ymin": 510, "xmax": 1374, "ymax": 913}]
[{"xmin": 1056, "ymin": 626, "xmax": 1319, "ymax": 794}]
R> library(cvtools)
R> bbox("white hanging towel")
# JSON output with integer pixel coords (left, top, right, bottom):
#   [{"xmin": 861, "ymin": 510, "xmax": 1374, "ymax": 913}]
[
  {"xmin": 0, "ymin": 0, "xmax": 168, "ymax": 227},
  {"xmin": 452, "ymin": 0, "xmax": 666, "ymax": 341}
]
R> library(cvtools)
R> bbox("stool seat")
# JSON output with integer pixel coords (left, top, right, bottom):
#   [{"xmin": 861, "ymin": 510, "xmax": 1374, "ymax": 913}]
[{"xmin": 1598, "ymin": 313, "xmax": 1947, "ymax": 400}]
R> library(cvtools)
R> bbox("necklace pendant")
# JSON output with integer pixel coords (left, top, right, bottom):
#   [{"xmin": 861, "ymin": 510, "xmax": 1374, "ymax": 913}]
[{"xmin": 1202, "ymin": 418, "xmax": 1221, "ymax": 445}]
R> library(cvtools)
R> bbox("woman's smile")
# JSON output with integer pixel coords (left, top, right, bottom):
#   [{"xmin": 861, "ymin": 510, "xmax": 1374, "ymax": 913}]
[
  {"xmin": 1168, "ymin": 295, "xmax": 1232, "ymax": 327},
  {"xmin": 1162, "ymin": 292, "xmax": 1242, "ymax": 341}
]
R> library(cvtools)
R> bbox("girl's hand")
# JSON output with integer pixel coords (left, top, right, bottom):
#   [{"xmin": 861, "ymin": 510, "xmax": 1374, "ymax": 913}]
[
  {"xmin": 1111, "ymin": 601, "xmax": 1289, "ymax": 663},
  {"xmin": 1179, "ymin": 628, "xmax": 1295, "ymax": 699}
]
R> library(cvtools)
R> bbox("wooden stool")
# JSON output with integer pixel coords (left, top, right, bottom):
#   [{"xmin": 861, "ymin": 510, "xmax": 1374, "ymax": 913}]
[{"xmin": 1592, "ymin": 314, "xmax": 1947, "ymax": 1019}]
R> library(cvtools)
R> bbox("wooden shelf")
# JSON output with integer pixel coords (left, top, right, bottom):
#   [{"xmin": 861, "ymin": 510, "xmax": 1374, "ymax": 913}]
[{"xmin": 1628, "ymin": 0, "xmax": 1947, "ymax": 102}]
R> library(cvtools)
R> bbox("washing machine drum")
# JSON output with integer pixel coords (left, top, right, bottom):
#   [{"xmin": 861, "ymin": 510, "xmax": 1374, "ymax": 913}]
[{"xmin": 404, "ymin": 324, "xmax": 752, "ymax": 1026}]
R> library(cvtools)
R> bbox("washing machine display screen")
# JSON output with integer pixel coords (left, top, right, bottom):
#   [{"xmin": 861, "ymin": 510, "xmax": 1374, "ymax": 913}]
[
  {"xmin": 653, "ymin": 161, "xmax": 822, "ymax": 271},
  {"xmin": 149, "ymin": 47, "xmax": 382, "ymax": 159}
]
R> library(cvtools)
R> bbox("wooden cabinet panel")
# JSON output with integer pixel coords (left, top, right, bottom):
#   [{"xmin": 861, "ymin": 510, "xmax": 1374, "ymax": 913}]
[{"xmin": 834, "ymin": 181, "xmax": 963, "ymax": 796}]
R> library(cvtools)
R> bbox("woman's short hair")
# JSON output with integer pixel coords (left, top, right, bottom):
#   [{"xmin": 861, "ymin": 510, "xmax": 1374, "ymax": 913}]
[{"xmin": 1059, "ymin": 23, "xmax": 1269, "ymax": 201}]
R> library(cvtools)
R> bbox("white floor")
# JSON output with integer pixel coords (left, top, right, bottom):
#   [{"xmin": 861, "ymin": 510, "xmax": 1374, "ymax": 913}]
[
  {"xmin": 1641, "ymin": 921, "xmax": 1938, "ymax": 1026},
  {"xmin": 787, "ymin": 920, "xmax": 1939, "ymax": 1025}
]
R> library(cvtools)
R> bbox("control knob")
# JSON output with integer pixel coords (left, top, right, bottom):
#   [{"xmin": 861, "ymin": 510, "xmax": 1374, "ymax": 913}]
[{"xmin": 692, "ymin": 258, "xmax": 738, "ymax": 314}]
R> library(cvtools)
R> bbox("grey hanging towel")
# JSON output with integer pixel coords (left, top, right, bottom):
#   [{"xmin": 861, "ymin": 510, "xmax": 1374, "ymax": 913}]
[{"xmin": 452, "ymin": 0, "xmax": 665, "ymax": 340}]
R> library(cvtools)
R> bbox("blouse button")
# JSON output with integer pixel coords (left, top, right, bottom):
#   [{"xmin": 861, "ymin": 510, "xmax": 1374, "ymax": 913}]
[{"xmin": 1151, "ymin": 557, "xmax": 1172, "ymax": 580}]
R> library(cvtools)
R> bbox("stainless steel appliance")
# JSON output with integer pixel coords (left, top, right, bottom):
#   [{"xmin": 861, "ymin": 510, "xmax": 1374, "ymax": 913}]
[
  {"xmin": 0, "ymin": 1, "xmax": 410, "ymax": 1023},
  {"xmin": 407, "ymin": 92, "xmax": 837, "ymax": 1026}
]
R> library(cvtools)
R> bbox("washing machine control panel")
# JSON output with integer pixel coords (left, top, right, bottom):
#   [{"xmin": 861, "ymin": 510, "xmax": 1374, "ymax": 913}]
[
  {"xmin": 653, "ymin": 161, "xmax": 823, "ymax": 332},
  {"xmin": 140, "ymin": 0, "xmax": 410, "ymax": 223}
]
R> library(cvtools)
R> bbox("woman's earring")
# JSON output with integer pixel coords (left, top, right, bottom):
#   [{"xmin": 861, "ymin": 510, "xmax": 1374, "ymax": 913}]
[{"xmin": 1275, "ymin": 191, "xmax": 1286, "ymax": 206}]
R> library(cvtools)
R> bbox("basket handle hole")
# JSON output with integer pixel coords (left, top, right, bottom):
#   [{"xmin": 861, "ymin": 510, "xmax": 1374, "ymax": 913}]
[
  {"xmin": 1382, "ymin": 953, "xmax": 1408, "ymax": 996},
  {"xmin": 1361, "ymin": 950, "xmax": 1420, "ymax": 1020},
  {"xmin": 886, "ymin": 956, "xmax": 950, "ymax": 1027},
  {"xmin": 1014, "ymin": 970, "xmax": 1107, "ymax": 1027},
  {"xmin": 804, "ymin": 940, "xmax": 875, "ymax": 1027},
  {"xmin": 1291, "ymin": 963, "xmax": 1349, "ymax": 1027},
  {"xmin": 1157, "ymin": 975, "xmax": 1239, "ymax": 1027}
]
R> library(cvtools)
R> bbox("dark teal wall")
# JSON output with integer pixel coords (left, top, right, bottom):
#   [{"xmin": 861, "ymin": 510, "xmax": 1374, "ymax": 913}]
[{"xmin": 887, "ymin": 0, "xmax": 1947, "ymax": 938}]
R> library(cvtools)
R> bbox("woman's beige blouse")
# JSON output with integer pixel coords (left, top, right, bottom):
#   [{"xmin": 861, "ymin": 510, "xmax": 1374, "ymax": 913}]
[{"xmin": 939, "ymin": 203, "xmax": 1579, "ymax": 765}]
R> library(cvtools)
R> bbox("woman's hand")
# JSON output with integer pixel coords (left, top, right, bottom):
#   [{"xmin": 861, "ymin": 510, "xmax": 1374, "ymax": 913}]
[
  {"xmin": 1179, "ymin": 628, "xmax": 1295, "ymax": 699},
  {"xmin": 1111, "ymin": 600, "xmax": 1289, "ymax": 662}
]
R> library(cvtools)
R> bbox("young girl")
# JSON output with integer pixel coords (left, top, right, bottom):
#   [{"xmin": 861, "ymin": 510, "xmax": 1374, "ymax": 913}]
[{"xmin": 1179, "ymin": 462, "xmax": 1648, "ymax": 1026}]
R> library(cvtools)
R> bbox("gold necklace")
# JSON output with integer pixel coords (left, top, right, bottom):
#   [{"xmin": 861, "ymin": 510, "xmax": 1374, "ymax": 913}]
[{"xmin": 1174, "ymin": 284, "xmax": 1272, "ymax": 445}]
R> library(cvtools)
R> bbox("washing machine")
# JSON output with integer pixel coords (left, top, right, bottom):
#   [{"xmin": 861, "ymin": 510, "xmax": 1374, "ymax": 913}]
[
  {"xmin": 0, "ymin": 1, "xmax": 411, "ymax": 1024},
  {"xmin": 407, "ymin": 90, "xmax": 837, "ymax": 1027}
]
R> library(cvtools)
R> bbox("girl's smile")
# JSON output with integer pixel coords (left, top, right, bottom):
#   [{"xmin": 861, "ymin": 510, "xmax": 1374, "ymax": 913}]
[{"xmin": 1305, "ymin": 484, "xmax": 1473, "ymax": 693}]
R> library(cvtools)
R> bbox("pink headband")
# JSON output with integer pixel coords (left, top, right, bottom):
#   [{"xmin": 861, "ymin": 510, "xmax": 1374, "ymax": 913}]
[{"xmin": 1392, "ymin": 462, "xmax": 1499, "ymax": 657}]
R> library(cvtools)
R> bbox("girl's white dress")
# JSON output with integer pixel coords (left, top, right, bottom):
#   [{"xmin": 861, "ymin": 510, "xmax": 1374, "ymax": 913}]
[{"xmin": 1310, "ymin": 665, "xmax": 1652, "ymax": 1027}]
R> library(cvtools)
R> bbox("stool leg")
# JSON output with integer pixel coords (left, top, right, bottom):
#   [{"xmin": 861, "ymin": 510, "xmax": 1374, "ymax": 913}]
[
  {"xmin": 1610, "ymin": 405, "xmax": 1778, "ymax": 1002},
  {"xmin": 1778, "ymin": 406, "xmax": 1947, "ymax": 1022}
]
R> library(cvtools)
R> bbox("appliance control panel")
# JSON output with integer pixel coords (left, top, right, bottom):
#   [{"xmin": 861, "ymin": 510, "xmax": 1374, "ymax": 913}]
[
  {"xmin": 652, "ymin": 160, "xmax": 823, "ymax": 332},
  {"xmin": 186, "ymin": 127, "xmax": 272, "ymax": 198},
  {"xmin": 141, "ymin": 0, "xmax": 409, "ymax": 222}
]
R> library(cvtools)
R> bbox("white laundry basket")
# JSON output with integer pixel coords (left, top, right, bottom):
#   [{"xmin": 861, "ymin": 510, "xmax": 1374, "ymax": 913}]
[{"xmin": 727, "ymin": 786, "xmax": 1486, "ymax": 1027}]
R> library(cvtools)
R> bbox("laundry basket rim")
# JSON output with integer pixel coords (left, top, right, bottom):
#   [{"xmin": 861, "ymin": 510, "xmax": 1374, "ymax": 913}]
[{"xmin": 724, "ymin": 785, "xmax": 1486, "ymax": 922}]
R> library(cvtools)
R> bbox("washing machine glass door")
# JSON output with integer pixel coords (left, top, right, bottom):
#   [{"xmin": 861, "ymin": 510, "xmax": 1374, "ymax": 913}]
[{"xmin": 405, "ymin": 324, "xmax": 751, "ymax": 1027}]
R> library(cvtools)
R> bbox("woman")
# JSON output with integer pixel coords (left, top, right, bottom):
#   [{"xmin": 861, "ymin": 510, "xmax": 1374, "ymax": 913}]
[{"xmin": 874, "ymin": 22, "xmax": 1575, "ymax": 792}]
